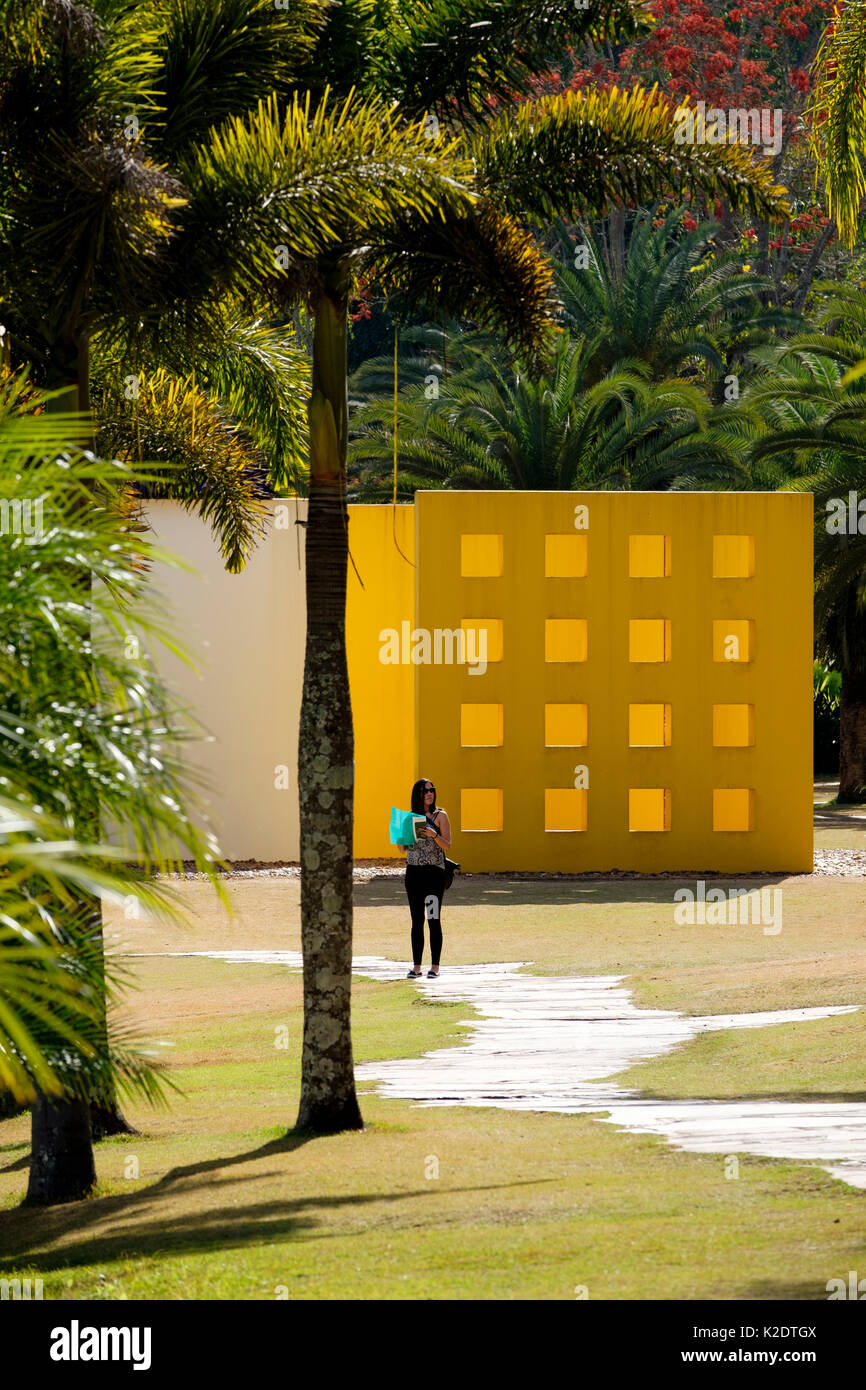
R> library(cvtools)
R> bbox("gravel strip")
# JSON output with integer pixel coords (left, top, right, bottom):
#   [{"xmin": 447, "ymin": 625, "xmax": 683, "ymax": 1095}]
[{"xmin": 169, "ymin": 848, "xmax": 866, "ymax": 881}]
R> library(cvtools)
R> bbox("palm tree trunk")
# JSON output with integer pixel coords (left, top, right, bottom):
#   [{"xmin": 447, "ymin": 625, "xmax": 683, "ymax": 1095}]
[
  {"xmin": 838, "ymin": 668, "xmax": 866, "ymax": 803},
  {"xmin": 0, "ymin": 1090, "xmax": 25, "ymax": 1120},
  {"xmin": 295, "ymin": 259, "xmax": 363, "ymax": 1134},
  {"xmin": 26, "ymin": 1093, "xmax": 96, "ymax": 1205},
  {"xmin": 25, "ymin": 336, "xmax": 136, "ymax": 1205},
  {"xmin": 607, "ymin": 205, "xmax": 626, "ymax": 285},
  {"xmin": 74, "ymin": 338, "xmax": 137, "ymax": 1138}
]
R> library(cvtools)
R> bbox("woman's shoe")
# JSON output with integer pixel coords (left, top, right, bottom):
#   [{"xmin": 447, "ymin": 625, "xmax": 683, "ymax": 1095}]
[
  {"xmin": 427, "ymin": 969, "xmax": 439, "ymax": 978},
  {"xmin": 407, "ymin": 969, "xmax": 420, "ymax": 978}
]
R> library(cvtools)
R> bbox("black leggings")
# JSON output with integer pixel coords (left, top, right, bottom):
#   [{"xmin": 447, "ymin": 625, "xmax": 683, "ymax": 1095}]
[{"xmin": 405, "ymin": 865, "xmax": 445, "ymax": 966}]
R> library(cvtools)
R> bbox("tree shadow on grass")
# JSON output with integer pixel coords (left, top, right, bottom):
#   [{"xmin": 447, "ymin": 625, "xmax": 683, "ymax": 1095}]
[
  {"xmin": 354, "ymin": 875, "xmax": 791, "ymax": 911},
  {"xmin": 0, "ymin": 1129, "xmax": 557, "ymax": 1273},
  {"xmin": 742, "ymin": 1277, "xmax": 843, "ymax": 1300},
  {"xmin": 0, "ymin": 1150, "xmax": 29, "ymax": 1174}
]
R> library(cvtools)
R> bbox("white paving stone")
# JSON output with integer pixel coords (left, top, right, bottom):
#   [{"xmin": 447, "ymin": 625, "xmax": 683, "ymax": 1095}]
[{"xmin": 173, "ymin": 949, "xmax": 866, "ymax": 1191}]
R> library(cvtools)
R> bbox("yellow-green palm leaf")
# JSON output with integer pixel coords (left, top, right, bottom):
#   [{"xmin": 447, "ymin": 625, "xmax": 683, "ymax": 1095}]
[
  {"xmin": 808, "ymin": 1, "xmax": 866, "ymax": 248},
  {"xmin": 480, "ymin": 87, "xmax": 790, "ymax": 225}
]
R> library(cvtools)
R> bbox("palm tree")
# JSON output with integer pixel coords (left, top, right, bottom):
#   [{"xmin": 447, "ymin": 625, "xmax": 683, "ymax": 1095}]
[
  {"xmin": 92, "ymin": 364, "xmax": 279, "ymax": 575},
  {"xmin": 349, "ymin": 333, "xmax": 746, "ymax": 493},
  {"xmin": 744, "ymin": 305, "xmax": 866, "ymax": 800},
  {"xmin": 291, "ymin": 101, "xmax": 784, "ymax": 1132},
  {"xmin": 0, "ymin": 0, "xmax": 498, "ymax": 1148},
  {"xmin": 276, "ymin": 44, "xmax": 790, "ymax": 1132},
  {"xmin": 0, "ymin": 802, "xmax": 188, "ymax": 1125},
  {"xmin": 90, "ymin": 307, "xmax": 315, "ymax": 569},
  {"xmin": 552, "ymin": 208, "xmax": 798, "ymax": 391},
  {"xmin": 0, "ymin": 396, "xmax": 225, "ymax": 1201},
  {"xmin": 3, "ymin": 0, "xmax": 790, "ymax": 1141},
  {"xmin": 808, "ymin": 0, "xmax": 866, "ymax": 248}
]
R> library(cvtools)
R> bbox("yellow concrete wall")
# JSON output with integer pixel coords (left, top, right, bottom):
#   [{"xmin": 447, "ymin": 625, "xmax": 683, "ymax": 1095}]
[
  {"xmin": 346, "ymin": 506, "xmax": 416, "ymax": 857},
  {"xmin": 414, "ymin": 491, "xmax": 813, "ymax": 873}
]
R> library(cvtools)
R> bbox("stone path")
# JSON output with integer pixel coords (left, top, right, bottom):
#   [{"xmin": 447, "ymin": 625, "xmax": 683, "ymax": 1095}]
[{"xmin": 178, "ymin": 949, "xmax": 866, "ymax": 1191}]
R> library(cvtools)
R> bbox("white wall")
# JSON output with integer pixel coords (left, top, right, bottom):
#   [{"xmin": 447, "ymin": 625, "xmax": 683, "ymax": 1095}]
[{"xmin": 146, "ymin": 500, "xmax": 307, "ymax": 862}]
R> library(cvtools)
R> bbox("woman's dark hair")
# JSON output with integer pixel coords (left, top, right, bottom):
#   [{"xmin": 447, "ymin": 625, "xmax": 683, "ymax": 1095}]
[{"xmin": 411, "ymin": 778, "xmax": 436, "ymax": 815}]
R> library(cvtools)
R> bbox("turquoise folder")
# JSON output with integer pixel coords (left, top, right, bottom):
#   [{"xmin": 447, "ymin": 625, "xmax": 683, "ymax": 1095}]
[{"xmin": 390, "ymin": 807, "xmax": 423, "ymax": 846}]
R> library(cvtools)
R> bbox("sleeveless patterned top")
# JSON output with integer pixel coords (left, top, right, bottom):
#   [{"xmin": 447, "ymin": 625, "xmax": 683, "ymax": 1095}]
[{"xmin": 406, "ymin": 811, "xmax": 446, "ymax": 867}]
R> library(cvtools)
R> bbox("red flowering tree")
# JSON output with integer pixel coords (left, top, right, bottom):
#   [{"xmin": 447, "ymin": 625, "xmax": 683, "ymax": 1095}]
[{"xmin": 539, "ymin": 0, "xmax": 842, "ymax": 307}]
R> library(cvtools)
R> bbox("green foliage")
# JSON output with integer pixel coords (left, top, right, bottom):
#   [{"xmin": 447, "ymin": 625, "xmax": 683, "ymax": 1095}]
[
  {"xmin": 0, "ymin": 391, "xmax": 225, "ymax": 1104},
  {"xmin": 742, "ymin": 298, "xmax": 866, "ymax": 673},
  {"xmin": 814, "ymin": 662, "xmax": 841, "ymax": 774},
  {"xmin": 349, "ymin": 332, "xmax": 745, "ymax": 495},
  {"xmin": 553, "ymin": 209, "xmax": 799, "ymax": 387},
  {"xmin": 175, "ymin": 89, "xmax": 475, "ymax": 300},
  {"xmin": 94, "ymin": 366, "xmax": 272, "ymax": 573},
  {"xmin": 815, "ymin": 661, "xmax": 842, "ymax": 708},
  {"xmin": 0, "ymin": 0, "xmax": 793, "ymax": 438},
  {"xmin": 360, "ymin": 0, "xmax": 653, "ymax": 123},
  {"xmin": 368, "ymin": 202, "xmax": 557, "ymax": 367},
  {"xmin": 478, "ymin": 87, "xmax": 790, "ymax": 227},
  {"xmin": 147, "ymin": 0, "xmax": 324, "ymax": 159},
  {"xmin": 808, "ymin": 0, "xmax": 866, "ymax": 249}
]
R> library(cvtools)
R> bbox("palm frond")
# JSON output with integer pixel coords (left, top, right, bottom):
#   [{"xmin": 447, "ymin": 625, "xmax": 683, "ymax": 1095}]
[
  {"xmin": 807, "ymin": 1, "xmax": 866, "ymax": 249},
  {"xmin": 148, "ymin": 0, "xmax": 325, "ymax": 158},
  {"xmin": 479, "ymin": 87, "xmax": 790, "ymax": 225},
  {"xmin": 370, "ymin": 0, "xmax": 653, "ymax": 123},
  {"xmin": 93, "ymin": 366, "xmax": 272, "ymax": 572},
  {"xmin": 169, "ymin": 88, "xmax": 476, "ymax": 306},
  {"xmin": 369, "ymin": 201, "xmax": 557, "ymax": 365}
]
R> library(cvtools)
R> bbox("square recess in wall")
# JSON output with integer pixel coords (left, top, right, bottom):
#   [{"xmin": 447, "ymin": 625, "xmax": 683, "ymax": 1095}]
[
  {"xmin": 629, "ymin": 534, "xmax": 670, "ymax": 577},
  {"xmin": 545, "ymin": 788, "xmax": 588, "ymax": 832},
  {"xmin": 629, "ymin": 704, "xmax": 671, "ymax": 746},
  {"xmin": 545, "ymin": 618, "xmax": 588, "ymax": 662},
  {"xmin": 713, "ymin": 619, "xmax": 753, "ymax": 662},
  {"xmin": 461, "ymin": 787, "xmax": 503, "ymax": 832},
  {"xmin": 545, "ymin": 703, "xmax": 588, "ymax": 747},
  {"xmin": 461, "ymin": 534, "xmax": 504, "ymax": 578},
  {"xmin": 713, "ymin": 788, "xmax": 754, "ymax": 831},
  {"xmin": 460, "ymin": 703, "xmax": 503, "ymax": 747},
  {"xmin": 713, "ymin": 704, "xmax": 754, "ymax": 746},
  {"xmin": 460, "ymin": 618, "xmax": 503, "ymax": 663},
  {"xmin": 629, "ymin": 787, "xmax": 671, "ymax": 831},
  {"xmin": 545, "ymin": 533, "xmax": 588, "ymax": 578},
  {"xmin": 713, "ymin": 535, "xmax": 755, "ymax": 579},
  {"xmin": 629, "ymin": 619, "xmax": 671, "ymax": 662}
]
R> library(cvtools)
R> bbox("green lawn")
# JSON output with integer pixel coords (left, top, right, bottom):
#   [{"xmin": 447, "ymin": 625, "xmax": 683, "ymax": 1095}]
[
  {"xmin": 0, "ymin": 957, "xmax": 863, "ymax": 1300},
  {"xmin": 1, "ymin": 789, "xmax": 865, "ymax": 1299}
]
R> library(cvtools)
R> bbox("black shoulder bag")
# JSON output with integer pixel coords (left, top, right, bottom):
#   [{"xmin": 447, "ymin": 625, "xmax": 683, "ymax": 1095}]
[{"xmin": 428, "ymin": 814, "xmax": 460, "ymax": 891}]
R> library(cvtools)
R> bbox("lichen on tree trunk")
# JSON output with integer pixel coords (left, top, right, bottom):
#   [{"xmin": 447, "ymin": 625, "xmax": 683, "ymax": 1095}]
[{"xmin": 295, "ymin": 259, "xmax": 363, "ymax": 1133}]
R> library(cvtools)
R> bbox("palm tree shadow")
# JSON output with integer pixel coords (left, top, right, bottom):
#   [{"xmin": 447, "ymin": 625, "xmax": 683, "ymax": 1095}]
[
  {"xmin": 0, "ymin": 1127, "xmax": 556, "ymax": 1276},
  {"xmin": 0, "ymin": 1126, "xmax": 315, "ymax": 1182},
  {"xmin": 147, "ymin": 1127, "xmax": 317, "ymax": 1194},
  {"xmin": 0, "ymin": 1151, "xmax": 29, "ymax": 1174}
]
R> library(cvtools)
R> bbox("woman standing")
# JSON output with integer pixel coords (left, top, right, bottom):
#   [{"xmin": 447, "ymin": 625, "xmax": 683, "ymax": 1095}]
[{"xmin": 404, "ymin": 777, "xmax": 451, "ymax": 978}]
